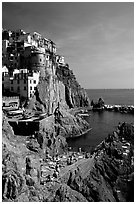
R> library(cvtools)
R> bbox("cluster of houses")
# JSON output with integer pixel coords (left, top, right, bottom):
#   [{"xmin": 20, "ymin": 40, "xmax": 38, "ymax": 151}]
[{"xmin": 2, "ymin": 29, "xmax": 66, "ymax": 107}]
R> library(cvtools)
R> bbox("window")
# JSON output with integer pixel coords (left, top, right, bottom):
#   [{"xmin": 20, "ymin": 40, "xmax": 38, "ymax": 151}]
[
  {"xmin": 40, "ymin": 58, "xmax": 42, "ymax": 62},
  {"xmin": 30, "ymin": 93, "xmax": 32, "ymax": 98},
  {"xmin": 30, "ymin": 86, "xmax": 32, "ymax": 90},
  {"xmin": 17, "ymin": 86, "xmax": 20, "ymax": 91},
  {"xmin": 30, "ymin": 80, "xmax": 31, "ymax": 84},
  {"xmin": 11, "ymin": 87, "xmax": 13, "ymax": 91},
  {"xmin": 11, "ymin": 80, "xmax": 13, "ymax": 84},
  {"xmin": 24, "ymin": 80, "xmax": 26, "ymax": 84},
  {"xmin": 34, "ymin": 87, "xmax": 37, "ymax": 90},
  {"xmin": 33, "ymin": 80, "xmax": 36, "ymax": 84},
  {"xmin": 24, "ymin": 86, "xmax": 26, "ymax": 91},
  {"xmin": 17, "ymin": 80, "xmax": 20, "ymax": 84}
]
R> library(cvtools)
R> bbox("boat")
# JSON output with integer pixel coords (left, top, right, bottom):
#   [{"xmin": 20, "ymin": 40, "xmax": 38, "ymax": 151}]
[{"xmin": 77, "ymin": 113, "xmax": 90, "ymax": 117}]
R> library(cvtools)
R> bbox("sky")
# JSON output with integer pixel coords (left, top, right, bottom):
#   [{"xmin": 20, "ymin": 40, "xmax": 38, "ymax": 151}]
[{"xmin": 2, "ymin": 2, "xmax": 134, "ymax": 89}]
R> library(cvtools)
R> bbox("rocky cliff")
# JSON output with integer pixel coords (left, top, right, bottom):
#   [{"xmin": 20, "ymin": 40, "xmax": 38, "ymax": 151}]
[
  {"xmin": 27, "ymin": 64, "xmax": 90, "ymax": 114},
  {"xmin": 2, "ymin": 116, "xmax": 134, "ymax": 202},
  {"xmin": 56, "ymin": 65, "xmax": 90, "ymax": 108}
]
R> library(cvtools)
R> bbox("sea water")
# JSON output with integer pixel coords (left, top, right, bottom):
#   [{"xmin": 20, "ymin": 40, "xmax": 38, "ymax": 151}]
[
  {"xmin": 86, "ymin": 89, "xmax": 134, "ymax": 105},
  {"xmin": 67, "ymin": 89, "xmax": 134, "ymax": 152}
]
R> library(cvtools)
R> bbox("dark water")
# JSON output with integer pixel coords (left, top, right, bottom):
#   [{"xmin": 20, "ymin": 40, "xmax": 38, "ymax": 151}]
[{"xmin": 67, "ymin": 89, "xmax": 134, "ymax": 152}]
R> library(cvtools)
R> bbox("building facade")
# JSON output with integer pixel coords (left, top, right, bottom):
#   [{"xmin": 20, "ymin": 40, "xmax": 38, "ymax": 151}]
[
  {"xmin": 2, "ymin": 29, "xmax": 66, "ymax": 100},
  {"xmin": 2, "ymin": 69, "xmax": 40, "ymax": 99}
]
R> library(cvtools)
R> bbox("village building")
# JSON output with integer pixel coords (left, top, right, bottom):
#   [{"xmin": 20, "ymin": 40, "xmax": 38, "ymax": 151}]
[
  {"xmin": 2, "ymin": 68, "xmax": 40, "ymax": 99},
  {"xmin": 2, "ymin": 29, "xmax": 66, "ymax": 102}
]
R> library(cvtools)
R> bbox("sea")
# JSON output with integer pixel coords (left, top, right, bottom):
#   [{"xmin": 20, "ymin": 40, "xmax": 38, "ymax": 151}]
[{"xmin": 67, "ymin": 89, "xmax": 134, "ymax": 152}]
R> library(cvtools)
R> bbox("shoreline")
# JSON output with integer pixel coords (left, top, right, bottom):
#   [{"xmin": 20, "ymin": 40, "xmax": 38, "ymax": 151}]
[{"xmin": 86, "ymin": 104, "xmax": 134, "ymax": 114}]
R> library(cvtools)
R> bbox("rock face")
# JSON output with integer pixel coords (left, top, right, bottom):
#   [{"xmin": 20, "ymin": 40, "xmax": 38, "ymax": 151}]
[
  {"xmin": 50, "ymin": 123, "xmax": 134, "ymax": 202},
  {"xmin": 27, "ymin": 64, "xmax": 90, "ymax": 114},
  {"xmin": 2, "ymin": 114, "xmax": 134, "ymax": 202},
  {"xmin": 56, "ymin": 65, "xmax": 90, "ymax": 109}
]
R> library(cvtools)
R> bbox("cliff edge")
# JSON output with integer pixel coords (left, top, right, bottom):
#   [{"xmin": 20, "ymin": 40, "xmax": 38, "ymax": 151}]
[{"xmin": 27, "ymin": 64, "xmax": 90, "ymax": 114}]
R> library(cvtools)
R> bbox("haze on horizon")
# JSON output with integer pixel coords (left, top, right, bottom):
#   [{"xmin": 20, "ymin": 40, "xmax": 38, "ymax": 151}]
[{"xmin": 2, "ymin": 2, "xmax": 134, "ymax": 89}]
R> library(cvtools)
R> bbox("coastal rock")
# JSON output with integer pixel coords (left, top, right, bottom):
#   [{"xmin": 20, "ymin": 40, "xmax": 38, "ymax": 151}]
[
  {"xmin": 56, "ymin": 123, "xmax": 134, "ymax": 202},
  {"xmin": 56, "ymin": 65, "xmax": 90, "ymax": 108},
  {"xmin": 27, "ymin": 64, "xmax": 90, "ymax": 114},
  {"xmin": 2, "ymin": 112, "xmax": 134, "ymax": 202}
]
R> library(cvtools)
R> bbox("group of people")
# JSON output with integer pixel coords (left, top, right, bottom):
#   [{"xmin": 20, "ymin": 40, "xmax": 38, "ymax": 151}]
[{"xmin": 25, "ymin": 155, "xmax": 61, "ymax": 185}]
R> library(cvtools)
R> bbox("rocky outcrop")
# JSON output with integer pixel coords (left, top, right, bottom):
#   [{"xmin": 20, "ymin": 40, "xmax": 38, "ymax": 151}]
[
  {"xmin": 61, "ymin": 123, "xmax": 134, "ymax": 202},
  {"xmin": 49, "ymin": 123, "xmax": 133, "ymax": 202},
  {"xmin": 2, "ymin": 114, "xmax": 134, "ymax": 202},
  {"xmin": 27, "ymin": 70, "xmax": 68, "ymax": 114},
  {"xmin": 56, "ymin": 65, "xmax": 90, "ymax": 108},
  {"xmin": 24, "ymin": 109, "xmax": 90, "ymax": 156},
  {"xmin": 27, "ymin": 64, "xmax": 90, "ymax": 114}
]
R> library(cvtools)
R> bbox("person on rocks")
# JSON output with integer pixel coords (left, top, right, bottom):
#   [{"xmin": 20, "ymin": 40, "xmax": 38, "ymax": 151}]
[
  {"xmin": 78, "ymin": 147, "xmax": 82, "ymax": 153},
  {"xmin": 54, "ymin": 103, "xmax": 63, "ymax": 124},
  {"xmin": 26, "ymin": 157, "xmax": 32, "ymax": 176}
]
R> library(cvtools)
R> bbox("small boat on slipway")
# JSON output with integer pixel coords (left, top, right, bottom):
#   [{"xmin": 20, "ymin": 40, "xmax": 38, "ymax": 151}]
[{"xmin": 77, "ymin": 113, "xmax": 90, "ymax": 117}]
